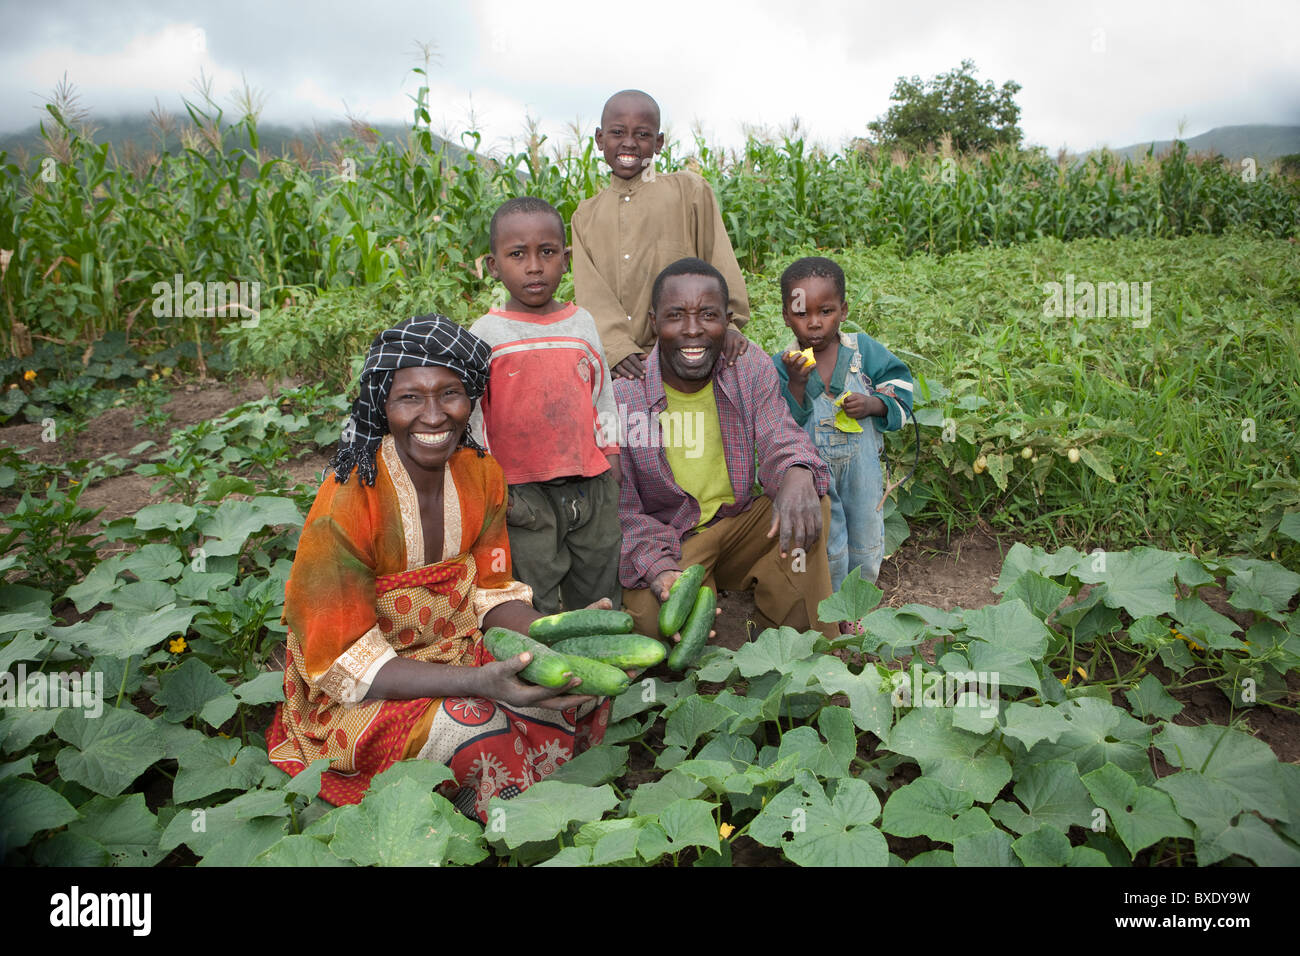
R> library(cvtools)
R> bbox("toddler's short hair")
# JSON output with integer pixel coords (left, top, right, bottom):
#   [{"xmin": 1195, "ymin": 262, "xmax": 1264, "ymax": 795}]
[
  {"xmin": 780, "ymin": 256, "xmax": 846, "ymax": 303},
  {"xmin": 489, "ymin": 196, "xmax": 566, "ymax": 253}
]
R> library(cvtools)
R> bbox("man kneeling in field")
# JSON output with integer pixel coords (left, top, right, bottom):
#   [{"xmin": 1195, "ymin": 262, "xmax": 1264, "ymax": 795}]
[{"xmin": 614, "ymin": 257, "xmax": 837, "ymax": 643}]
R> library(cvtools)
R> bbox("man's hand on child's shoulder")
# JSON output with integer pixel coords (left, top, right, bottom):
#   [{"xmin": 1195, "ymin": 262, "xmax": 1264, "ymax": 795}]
[
  {"xmin": 722, "ymin": 328, "xmax": 749, "ymax": 367},
  {"xmin": 613, "ymin": 353, "xmax": 648, "ymax": 380}
]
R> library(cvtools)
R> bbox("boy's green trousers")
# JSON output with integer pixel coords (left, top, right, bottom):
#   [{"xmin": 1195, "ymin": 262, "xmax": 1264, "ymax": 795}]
[{"xmin": 506, "ymin": 470, "xmax": 623, "ymax": 614}]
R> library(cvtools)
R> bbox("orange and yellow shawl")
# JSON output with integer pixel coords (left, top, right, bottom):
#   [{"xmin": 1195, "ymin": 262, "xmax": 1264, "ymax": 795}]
[{"xmin": 267, "ymin": 435, "xmax": 532, "ymax": 805}]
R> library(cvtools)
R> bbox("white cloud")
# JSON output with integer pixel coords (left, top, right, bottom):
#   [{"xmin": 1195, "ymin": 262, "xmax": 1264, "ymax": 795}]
[
  {"xmin": 2, "ymin": 0, "xmax": 1296, "ymax": 155},
  {"xmin": 13, "ymin": 23, "xmax": 245, "ymax": 117}
]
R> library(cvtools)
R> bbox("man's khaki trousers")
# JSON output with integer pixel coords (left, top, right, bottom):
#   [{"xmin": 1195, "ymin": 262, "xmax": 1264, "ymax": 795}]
[{"xmin": 623, "ymin": 496, "xmax": 838, "ymax": 643}]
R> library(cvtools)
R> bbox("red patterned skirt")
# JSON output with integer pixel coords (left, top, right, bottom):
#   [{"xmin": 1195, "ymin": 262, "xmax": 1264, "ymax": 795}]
[{"xmin": 267, "ymin": 564, "xmax": 609, "ymax": 818}]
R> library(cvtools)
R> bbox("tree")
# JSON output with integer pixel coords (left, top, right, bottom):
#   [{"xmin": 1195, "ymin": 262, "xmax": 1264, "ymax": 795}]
[{"xmin": 866, "ymin": 60, "xmax": 1023, "ymax": 154}]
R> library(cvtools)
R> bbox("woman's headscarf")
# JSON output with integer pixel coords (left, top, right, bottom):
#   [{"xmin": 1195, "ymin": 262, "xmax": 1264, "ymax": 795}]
[{"xmin": 329, "ymin": 314, "xmax": 493, "ymax": 485}]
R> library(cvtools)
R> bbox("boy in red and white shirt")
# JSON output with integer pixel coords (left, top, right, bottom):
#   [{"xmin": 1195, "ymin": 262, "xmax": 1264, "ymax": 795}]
[{"xmin": 469, "ymin": 197, "xmax": 622, "ymax": 613}]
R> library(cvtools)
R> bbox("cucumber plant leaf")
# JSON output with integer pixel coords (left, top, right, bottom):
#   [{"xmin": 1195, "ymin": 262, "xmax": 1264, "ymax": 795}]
[
  {"xmin": 0, "ymin": 777, "xmax": 79, "ymax": 856},
  {"xmin": 663, "ymin": 695, "xmax": 732, "ymax": 751},
  {"xmin": 1082, "ymin": 762, "xmax": 1192, "ymax": 857},
  {"xmin": 1011, "ymin": 826, "xmax": 1073, "ymax": 866},
  {"xmin": 1001, "ymin": 571, "xmax": 1070, "ymax": 621},
  {"xmin": 1072, "ymin": 547, "xmax": 1180, "ymax": 619},
  {"xmin": 814, "ymin": 659, "xmax": 893, "ymax": 741},
  {"xmin": 535, "ymin": 845, "xmax": 595, "ymax": 867},
  {"xmin": 988, "ymin": 759, "xmax": 1096, "ymax": 835},
  {"xmin": 855, "ymin": 607, "xmax": 928, "ymax": 660},
  {"xmin": 993, "ymin": 543, "xmax": 1085, "ymax": 593},
  {"xmin": 885, "ymin": 706, "xmax": 1012, "ymax": 803},
  {"xmin": 134, "ymin": 502, "xmax": 198, "ymax": 532},
  {"xmin": 1278, "ymin": 512, "xmax": 1300, "ymax": 545},
  {"xmin": 172, "ymin": 736, "xmax": 270, "ymax": 803},
  {"xmin": 881, "ymin": 778, "xmax": 995, "ymax": 844},
  {"xmin": 233, "ymin": 670, "xmax": 285, "ymax": 706},
  {"xmin": 1153, "ymin": 723, "xmax": 1289, "ymax": 821},
  {"xmin": 152, "ymin": 657, "xmax": 233, "ymax": 724},
  {"xmin": 331, "ymin": 777, "xmax": 486, "ymax": 865},
  {"xmin": 732, "ymin": 626, "xmax": 821, "ymax": 678},
  {"xmin": 627, "ymin": 769, "xmax": 706, "ymax": 816},
  {"xmin": 1000, "ymin": 701, "xmax": 1073, "ymax": 751},
  {"xmin": 0, "ymin": 754, "xmax": 33, "ymax": 781},
  {"xmin": 817, "ymin": 567, "xmax": 883, "ymax": 624},
  {"xmin": 952, "ymin": 827, "xmax": 1020, "ymax": 867},
  {"xmin": 119, "ymin": 543, "xmax": 185, "ymax": 582},
  {"xmin": 0, "ymin": 705, "xmax": 63, "ymax": 753},
  {"xmin": 1154, "ymin": 769, "xmax": 1299, "ymax": 865},
  {"xmin": 62, "ymin": 555, "xmax": 129, "ymax": 613},
  {"xmin": 66, "ymin": 793, "xmax": 162, "ymax": 867},
  {"xmin": 906, "ymin": 849, "xmax": 956, "ymax": 867},
  {"xmin": 34, "ymin": 831, "xmax": 111, "ymax": 867},
  {"xmin": 585, "ymin": 825, "xmax": 641, "ymax": 866},
  {"xmin": 55, "ymin": 606, "xmax": 198, "ymax": 660},
  {"xmin": 54, "ymin": 707, "xmax": 164, "ymax": 798},
  {"xmin": 197, "ymin": 496, "xmax": 304, "ymax": 557},
  {"xmin": 253, "ymin": 834, "xmax": 353, "ymax": 867},
  {"xmin": 1223, "ymin": 558, "xmax": 1300, "ymax": 612},
  {"xmin": 657, "ymin": 798, "xmax": 720, "ymax": 854},
  {"xmin": 483, "ymin": 780, "xmax": 617, "ymax": 849},
  {"xmin": 751, "ymin": 771, "xmax": 888, "ymax": 867},
  {"xmin": 1123, "ymin": 673, "xmax": 1183, "ymax": 721},
  {"xmin": 198, "ymin": 816, "xmax": 290, "ymax": 867},
  {"xmin": 1172, "ymin": 596, "xmax": 1243, "ymax": 650},
  {"xmin": 0, "ymin": 630, "xmax": 50, "ymax": 673},
  {"xmin": 550, "ymin": 744, "xmax": 628, "ymax": 787},
  {"xmin": 1021, "ymin": 697, "xmax": 1152, "ymax": 782}
]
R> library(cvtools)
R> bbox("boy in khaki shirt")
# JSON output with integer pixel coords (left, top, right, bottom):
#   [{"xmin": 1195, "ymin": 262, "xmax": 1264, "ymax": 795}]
[{"xmin": 572, "ymin": 89, "xmax": 751, "ymax": 379}]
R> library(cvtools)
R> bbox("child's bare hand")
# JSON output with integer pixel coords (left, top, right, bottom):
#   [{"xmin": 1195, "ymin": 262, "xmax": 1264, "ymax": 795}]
[
  {"xmin": 840, "ymin": 391, "xmax": 873, "ymax": 419},
  {"xmin": 781, "ymin": 349, "xmax": 814, "ymax": 383},
  {"xmin": 613, "ymin": 353, "xmax": 647, "ymax": 380},
  {"xmin": 722, "ymin": 329, "xmax": 749, "ymax": 366}
]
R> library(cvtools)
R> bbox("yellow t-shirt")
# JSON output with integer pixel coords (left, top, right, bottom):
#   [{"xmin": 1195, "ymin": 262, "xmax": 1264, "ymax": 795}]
[{"xmin": 661, "ymin": 382, "xmax": 734, "ymax": 528}]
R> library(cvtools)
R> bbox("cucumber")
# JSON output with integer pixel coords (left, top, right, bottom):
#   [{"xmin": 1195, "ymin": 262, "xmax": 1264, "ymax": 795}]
[
  {"xmin": 552, "ymin": 634, "xmax": 667, "ymax": 669},
  {"xmin": 481, "ymin": 627, "xmax": 574, "ymax": 688},
  {"xmin": 658, "ymin": 564, "xmax": 707, "ymax": 638},
  {"xmin": 561, "ymin": 655, "xmax": 632, "ymax": 696},
  {"xmin": 529, "ymin": 608, "xmax": 635, "ymax": 644},
  {"xmin": 667, "ymin": 585, "xmax": 716, "ymax": 671}
]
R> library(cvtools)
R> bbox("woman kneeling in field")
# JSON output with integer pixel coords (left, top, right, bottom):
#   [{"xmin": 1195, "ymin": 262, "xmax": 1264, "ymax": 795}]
[{"xmin": 266, "ymin": 315, "xmax": 608, "ymax": 821}]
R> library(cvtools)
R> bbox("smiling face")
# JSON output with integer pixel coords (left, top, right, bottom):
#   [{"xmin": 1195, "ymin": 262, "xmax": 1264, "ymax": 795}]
[
  {"xmin": 595, "ymin": 93, "xmax": 664, "ymax": 180},
  {"xmin": 782, "ymin": 275, "xmax": 846, "ymax": 354},
  {"xmin": 384, "ymin": 366, "xmax": 472, "ymax": 476},
  {"xmin": 486, "ymin": 210, "xmax": 569, "ymax": 314},
  {"xmin": 649, "ymin": 273, "xmax": 730, "ymax": 392}
]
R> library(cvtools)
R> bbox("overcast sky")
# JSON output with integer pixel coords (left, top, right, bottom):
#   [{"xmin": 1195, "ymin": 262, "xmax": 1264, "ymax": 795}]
[{"xmin": 3, "ymin": 0, "xmax": 1297, "ymax": 157}]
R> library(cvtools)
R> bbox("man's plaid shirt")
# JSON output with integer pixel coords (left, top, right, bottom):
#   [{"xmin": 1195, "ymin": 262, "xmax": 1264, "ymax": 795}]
[{"xmin": 613, "ymin": 344, "xmax": 830, "ymax": 589}]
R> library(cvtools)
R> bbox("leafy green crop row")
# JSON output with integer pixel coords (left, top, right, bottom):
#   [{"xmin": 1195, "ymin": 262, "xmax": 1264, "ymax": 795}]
[
  {"xmin": 4, "ymin": 469, "xmax": 1297, "ymax": 864},
  {"xmin": 218, "ymin": 233, "xmax": 1299, "ymax": 564}
]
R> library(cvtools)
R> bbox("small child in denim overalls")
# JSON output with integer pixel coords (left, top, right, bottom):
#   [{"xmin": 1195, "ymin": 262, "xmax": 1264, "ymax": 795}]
[{"xmin": 772, "ymin": 257, "xmax": 914, "ymax": 595}]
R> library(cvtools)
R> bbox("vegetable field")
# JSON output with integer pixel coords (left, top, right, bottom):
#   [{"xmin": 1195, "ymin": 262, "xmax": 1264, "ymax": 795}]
[{"xmin": 1, "ymin": 87, "xmax": 1298, "ymax": 868}]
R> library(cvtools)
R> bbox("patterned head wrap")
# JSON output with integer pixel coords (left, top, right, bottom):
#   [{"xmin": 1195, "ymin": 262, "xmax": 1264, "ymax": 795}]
[{"xmin": 329, "ymin": 314, "xmax": 492, "ymax": 485}]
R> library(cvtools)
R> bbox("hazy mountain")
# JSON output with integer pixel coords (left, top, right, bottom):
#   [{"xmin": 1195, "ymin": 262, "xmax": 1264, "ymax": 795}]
[
  {"xmin": 1094, "ymin": 125, "xmax": 1300, "ymax": 164},
  {"xmin": 0, "ymin": 115, "xmax": 464, "ymax": 164}
]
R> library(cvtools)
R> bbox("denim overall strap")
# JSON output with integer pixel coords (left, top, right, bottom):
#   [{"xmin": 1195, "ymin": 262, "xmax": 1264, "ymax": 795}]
[{"xmin": 828, "ymin": 334, "xmax": 886, "ymax": 587}]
